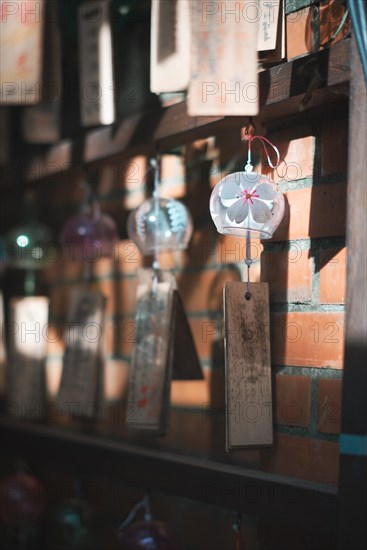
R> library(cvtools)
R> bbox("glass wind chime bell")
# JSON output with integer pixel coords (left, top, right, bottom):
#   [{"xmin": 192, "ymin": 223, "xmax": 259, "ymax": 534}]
[
  {"xmin": 60, "ymin": 182, "xmax": 118, "ymax": 263},
  {"xmin": 210, "ymin": 128, "xmax": 284, "ymax": 296},
  {"xmin": 126, "ymin": 158, "xmax": 200, "ymax": 434},
  {"xmin": 210, "ymin": 127, "xmax": 285, "ymax": 451},
  {"xmin": 128, "ymin": 159, "xmax": 193, "ymax": 258}
]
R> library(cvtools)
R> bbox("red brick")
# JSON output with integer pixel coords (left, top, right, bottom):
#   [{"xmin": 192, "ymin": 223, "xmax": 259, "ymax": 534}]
[
  {"xmin": 160, "ymin": 154, "xmax": 186, "ymax": 199},
  {"xmin": 261, "ymin": 248, "xmax": 313, "ymax": 302},
  {"xmin": 103, "ymin": 359, "xmax": 129, "ymax": 402},
  {"xmin": 318, "ymin": 378, "xmax": 342, "ymax": 434},
  {"xmin": 186, "ymin": 224, "xmax": 218, "ymax": 267},
  {"xmin": 271, "ymin": 312, "xmax": 344, "ymax": 368},
  {"xmin": 319, "ymin": 0, "xmax": 350, "ymax": 49},
  {"xmin": 321, "ymin": 118, "xmax": 349, "ymax": 176},
  {"xmin": 261, "ymin": 433, "xmax": 339, "ymax": 483},
  {"xmin": 286, "ymin": 8, "xmax": 314, "ymax": 60},
  {"xmin": 215, "ymin": 234, "xmax": 262, "ymax": 272},
  {"xmin": 189, "ymin": 318, "xmax": 223, "ymax": 360},
  {"xmin": 275, "ymin": 375, "xmax": 311, "ymax": 427},
  {"xmin": 98, "ymin": 276, "xmax": 137, "ymax": 316},
  {"xmin": 176, "ymin": 268, "xmax": 240, "ymax": 314},
  {"xmin": 272, "ymin": 183, "xmax": 347, "ymax": 241},
  {"xmin": 171, "ymin": 368, "xmax": 211, "ymax": 408},
  {"xmin": 264, "ymin": 126, "xmax": 314, "ymax": 182},
  {"xmin": 319, "ymin": 248, "xmax": 347, "ymax": 304}
]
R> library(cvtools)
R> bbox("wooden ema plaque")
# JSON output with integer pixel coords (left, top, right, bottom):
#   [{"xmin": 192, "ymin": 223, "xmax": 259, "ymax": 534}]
[
  {"xmin": 0, "ymin": 0, "xmax": 45, "ymax": 104},
  {"xmin": 58, "ymin": 288, "xmax": 106, "ymax": 420},
  {"xmin": 6, "ymin": 296, "xmax": 49, "ymax": 420},
  {"xmin": 126, "ymin": 269, "xmax": 203, "ymax": 433},
  {"xmin": 78, "ymin": 0, "xmax": 115, "ymax": 126},
  {"xmin": 150, "ymin": 0, "xmax": 191, "ymax": 93},
  {"xmin": 224, "ymin": 282, "xmax": 273, "ymax": 449},
  {"xmin": 188, "ymin": 0, "xmax": 259, "ymax": 116}
]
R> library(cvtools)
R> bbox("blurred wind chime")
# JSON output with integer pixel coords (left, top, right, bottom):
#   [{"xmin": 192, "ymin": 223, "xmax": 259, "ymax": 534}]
[
  {"xmin": 210, "ymin": 124, "xmax": 285, "ymax": 449},
  {"xmin": 126, "ymin": 157, "xmax": 203, "ymax": 433},
  {"xmin": 57, "ymin": 182, "xmax": 118, "ymax": 421},
  {"xmin": 3, "ymin": 193, "xmax": 53, "ymax": 421},
  {"xmin": 116, "ymin": 493, "xmax": 180, "ymax": 549}
]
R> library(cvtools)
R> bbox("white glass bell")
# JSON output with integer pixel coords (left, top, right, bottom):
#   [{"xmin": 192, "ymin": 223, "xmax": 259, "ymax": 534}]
[
  {"xmin": 127, "ymin": 197, "xmax": 193, "ymax": 255},
  {"xmin": 210, "ymin": 170, "xmax": 284, "ymax": 239}
]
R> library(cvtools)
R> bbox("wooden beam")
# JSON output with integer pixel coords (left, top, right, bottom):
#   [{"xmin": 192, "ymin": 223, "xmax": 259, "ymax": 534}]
[
  {"xmin": 337, "ymin": 35, "xmax": 367, "ymax": 550},
  {"xmin": 0, "ymin": 40, "xmax": 350, "ymax": 195},
  {"xmin": 0, "ymin": 420, "xmax": 337, "ymax": 531}
]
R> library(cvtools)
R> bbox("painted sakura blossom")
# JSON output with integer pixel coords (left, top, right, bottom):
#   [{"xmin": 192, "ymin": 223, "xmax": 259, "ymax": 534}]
[
  {"xmin": 220, "ymin": 174, "xmax": 276, "ymax": 225},
  {"xmin": 210, "ymin": 171, "xmax": 285, "ymax": 239}
]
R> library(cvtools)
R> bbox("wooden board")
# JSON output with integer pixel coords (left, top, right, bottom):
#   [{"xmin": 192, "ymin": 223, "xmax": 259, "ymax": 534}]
[
  {"xmin": 188, "ymin": 0, "xmax": 259, "ymax": 116},
  {"xmin": 0, "ymin": 0, "xmax": 45, "ymax": 104},
  {"xmin": 257, "ymin": 0, "xmax": 281, "ymax": 51},
  {"xmin": 22, "ymin": 0, "xmax": 61, "ymax": 143},
  {"xmin": 259, "ymin": 0, "xmax": 286, "ymax": 63},
  {"xmin": 150, "ymin": 0, "xmax": 191, "ymax": 93},
  {"xmin": 126, "ymin": 269, "xmax": 176, "ymax": 433},
  {"xmin": 6, "ymin": 296, "xmax": 49, "ymax": 420},
  {"xmin": 337, "ymin": 35, "xmax": 367, "ymax": 550},
  {"xmin": 78, "ymin": 0, "xmax": 115, "ymax": 126},
  {"xmin": 224, "ymin": 282, "xmax": 273, "ymax": 449},
  {"xmin": 58, "ymin": 288, "xmax": 106, "ymax": 420}
]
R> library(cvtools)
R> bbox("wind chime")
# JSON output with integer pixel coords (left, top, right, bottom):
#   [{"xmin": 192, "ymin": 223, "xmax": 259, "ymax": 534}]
[
  {"xmin": 126, "ymin": 157, "xmax": 202, "ymax": 433},
  {"xmin": 210, "ymin": 125, "xmax": 285, "ymax": 449},
  {"xmin": 4, "ymin": 194, "xmax": 52, "ymax": 421},
  {"xmin": 57, "ymin": 182, "xmax": 118, "ymax": 421}
]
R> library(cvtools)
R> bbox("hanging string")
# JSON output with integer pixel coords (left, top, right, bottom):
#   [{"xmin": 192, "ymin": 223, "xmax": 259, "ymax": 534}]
[
  {"xmin": 117, "ymin": 494, "xmax": 152, "ymax": 532},
  {"xmin": 241, "ymin": 127, "xmax": 280, "ymax": 298},
  {"xmin": 150, "ymin": 157, "xmax": 161, "ymax": 295},
  {"xmin": 242, "ymin": 133, "xmax": 281, "ymax": 172},
  {"xmin": 245, "ymin": 231, "xmax": 252, "ymax": 300}
]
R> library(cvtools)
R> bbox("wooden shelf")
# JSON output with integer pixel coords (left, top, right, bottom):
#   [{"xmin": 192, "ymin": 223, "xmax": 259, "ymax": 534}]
[
  {"xmin": 1, "ymin": 39, "xmax": 350, "ymax": 195},
  {"xmin": 0, "ymin": 420, "xmax": 337, "ymax": 531}
]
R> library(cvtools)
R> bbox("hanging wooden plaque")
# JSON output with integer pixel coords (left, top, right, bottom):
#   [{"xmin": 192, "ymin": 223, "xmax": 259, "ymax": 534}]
[
  {"xmin": 257, "ymin": 0, "xmax": 281, "ymax": 52},
  {"xmin": 259, "ymin": 0, "xmax": 286, "ymax": 64},
  {"xmin": 78, "ymin": 0, "xmax": 115, "ymax": 126},
  {"xmin": 224, "ymin": 282, "xmax": 273, "ymax": 449},
  {"xmin": 22, "ymin": 0, "xmax": 61, "ymax": 143},
  {"xmin": 126, "ymin": 269, "xmax": 176, "ymax": 433},
  {"xmin": 7, "ymin": 296, "xmax": 49, "ymax": 420},
  {"xmin": 188, "ymin": 0, "xmax": 259, "ymax": 116},
  {"xmin": 58, "ymin": 288, "xmax": 106, "ymax": 420},
  {"xmin": 0, "ymin": 0, "xmax": 45, "ymax": 104},
  {"xmin": 150, "ymin": 0, "xmax": 191, "ymax": 93}
]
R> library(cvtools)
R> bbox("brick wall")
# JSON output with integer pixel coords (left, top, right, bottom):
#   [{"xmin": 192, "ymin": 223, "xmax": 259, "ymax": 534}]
[{"xmin": 0, "ymin": 1, "xmax": 350, "ymax": 547}]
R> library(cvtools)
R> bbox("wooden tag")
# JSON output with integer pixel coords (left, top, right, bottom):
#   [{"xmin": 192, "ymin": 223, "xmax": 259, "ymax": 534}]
[
  {"xmin": 58, "ymin": 289, "xmax": 106, "ymax": 420},
  {"xmin": 126, "ymin": 269, "xmax": 176, "ymax": 433},
  {"xmin": 224, "ymin": 282, "xmax": 273, "ymax": 449},
  {"xmin": 171, "ymin": 290, "xmax": 203, "ymax": 381},
  {"xmin": 0, "ymin": 292, "xmax": 6, "ymax": 397},
  {"xmin": 78, "ymin": 0, "xmax": 115, "ymax": 126},
  {"xmin": 0, "ymin": 0, "xmax": 45, "ymax": 104},
  {"xmin": 150, "ymin": 0, "xmax": 191, "ymax": 93},
  {"xmin": 6, "ymin": 297, "xmax": 49, "ymax": 420},
  {"xmin": 257, "ymin": 0, "xmax": 281, "ymax": 52},
  {"xmin": 22, "ymin": 0, "xmax": 61, "ymax": 143},
  {"xmin": 188, "ymin": 0, "xmax": 259, "ymax": 116},
  {"xmin": 259, "ymin": 0, "xmax": 285, "ymax": 64}
]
